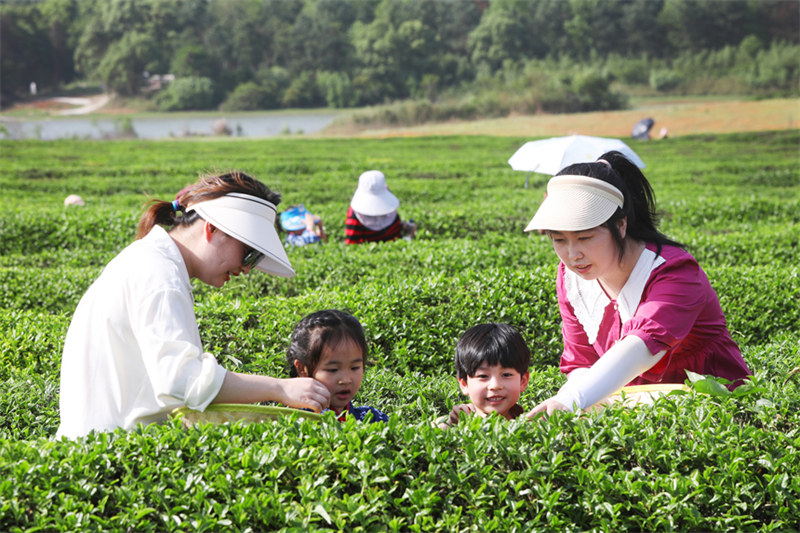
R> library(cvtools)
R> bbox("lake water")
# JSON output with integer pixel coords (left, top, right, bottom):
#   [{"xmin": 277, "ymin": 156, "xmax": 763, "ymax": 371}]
[{"xmin": 0, "ymin": 112, "xmax": 341, "ymax": 140}]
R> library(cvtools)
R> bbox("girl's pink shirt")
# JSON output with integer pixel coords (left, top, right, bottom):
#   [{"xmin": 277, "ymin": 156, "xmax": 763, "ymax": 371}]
[{"xmin": 557, "ymin": 243, "xmax": 751, "ymax": 387}]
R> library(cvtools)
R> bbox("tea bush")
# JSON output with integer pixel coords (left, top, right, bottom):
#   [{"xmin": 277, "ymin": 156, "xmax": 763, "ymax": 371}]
[{"xmin": 0, "ymin": 130, "xmax": 798, "ymax": 530}]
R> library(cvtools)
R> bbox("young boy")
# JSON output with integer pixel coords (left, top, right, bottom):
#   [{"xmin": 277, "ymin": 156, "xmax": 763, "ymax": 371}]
[
  {"xmin": 280, "ymin": 204, "xmax": 326, "ymax": 247},
  {"xmin": 437, "ymin": 323, "xmax": 530, "ymax": 429}
]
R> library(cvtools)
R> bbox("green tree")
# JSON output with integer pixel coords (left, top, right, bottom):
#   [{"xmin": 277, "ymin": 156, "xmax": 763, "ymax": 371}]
[
  {"xmin": 528, "ymin": 0, "xmax": 573, "ymax": 59},
  {"xmin": 39, "ymin": 0, "xmax": 83, "ymax": 88},
  {"xmin": 73, "ymin": 0, "xmax": 205, "ymax": 95},
  {"xmin": 659, "ymin": 0, "xmax": 760, "ymax": 53},
  {"xmin": 467, "ymin": 9, "xmax": 530, "ymax": 71},
  {"xmin": 351, "ymin": 0, "xmax": 445, "ymax": 102},
  {"xmin": 94, "ymin": 31, "xmax": 159, "ymax": 95},
  {"xmin": 317, "ymin": 71, "xmax": 357, "ymax": 108},
  {"xmin": 1, "ymin": 5, "xmax": 53, "ymax": 97},
  {"xmin": 281, "ymin": 72, "xmax": 322, "ymax": 108},
  {"xmin": 220, "ymin": 82, "xmax": 269, "ymax": 111},
  {"xmin": 204, "ymin": 0, "xmax": 300, "ymax": 95},
  {"xmin": 468, "ymin": 0, "xmax": 540, "ymax": 72},
  {"xmin": 618, "ymin": 0, "xmax": 668, "ymax": 57},
  {"xmin": 254, "ymin": 66, "xmax": 291, "ymax": 109},
  {"xmin": 171, "ymin": 45, "xmax": 220, "ymax": 79},
  {"xmin": 571, "ymin": 68, "xmax": 626, "ymax": 110},
  {"xmin": 284, "ymin": 0, "xmax": 356, "ymax": 74},
  {"xmin": 157, "ymin": 76, "xmax": 216, "ymax": 110}
]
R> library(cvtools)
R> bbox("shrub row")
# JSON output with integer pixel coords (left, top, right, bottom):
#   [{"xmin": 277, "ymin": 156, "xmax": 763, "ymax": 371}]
[
  {"xmin": 1, "ymin": 387, "xmax": 798, "ymax": 532},
  {"xmin": 3, "ymin": 332, "xmax": 797, "ymax": 444},
  {"xmin": 1, "ymin": 131, "xmax": 797, "ymax": 530},
  {"xmin": 2, "ymin": 256, "xmax": 796, "ymax": 369}
]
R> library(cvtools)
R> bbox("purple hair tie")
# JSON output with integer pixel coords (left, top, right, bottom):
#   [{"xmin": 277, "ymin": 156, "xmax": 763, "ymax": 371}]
[{"xmin": 171, "ymin": 200, "xmax": 181, "ymax": 212}]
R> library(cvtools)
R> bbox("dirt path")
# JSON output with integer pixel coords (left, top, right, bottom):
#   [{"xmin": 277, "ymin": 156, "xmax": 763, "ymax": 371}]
[{"xmin": 53, "ymin": 94, "xmax": 112, "ymax": 115}]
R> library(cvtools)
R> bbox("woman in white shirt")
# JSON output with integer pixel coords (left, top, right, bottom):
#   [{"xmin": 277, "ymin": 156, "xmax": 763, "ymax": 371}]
[{"xmin": 57, "ymin": 171, "xmax": 330, "ymax": 438}]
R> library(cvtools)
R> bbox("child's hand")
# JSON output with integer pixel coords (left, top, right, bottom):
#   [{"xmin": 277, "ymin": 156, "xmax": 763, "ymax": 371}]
[
  {"xmin": 279, "ymin": 377, "xmax": 331, "ymax": 412},
  {"xmin": 304, "ymin": 212, "xmax": 318, "ymax": 230},
  {"xmin": 526, "ymin": 398, "xmax": 569, "ymax": 419},
  {"xmin": 448, "ymin": 403, "xmax": 477, "ymax": 425}
]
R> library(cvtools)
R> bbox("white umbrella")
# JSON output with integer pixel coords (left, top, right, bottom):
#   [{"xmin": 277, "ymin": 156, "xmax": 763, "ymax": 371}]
[{"xmin": 508, "ymin": 134, "xmax": 646, "ymax": 187}]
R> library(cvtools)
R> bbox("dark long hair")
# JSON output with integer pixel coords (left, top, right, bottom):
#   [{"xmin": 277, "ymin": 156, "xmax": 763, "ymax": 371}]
[
  {"xmin": 135, "ymin": 171, "xmax": 281, "ymax": 239},
  {"xmin": 556, "ymin": 150, "xmax": 684, "ymax": 259},
  {"xmin": 287, "ymin": 310, "xmax": 369, "ymax": 377}
]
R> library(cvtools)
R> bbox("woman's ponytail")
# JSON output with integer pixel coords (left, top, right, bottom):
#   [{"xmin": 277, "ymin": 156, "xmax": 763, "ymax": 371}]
[
  {"xmin": 134, "ymin": 171, "xmax": 279, "ymax": 240},
  {"xmin": 599, "ymin": 150, "xmax": 684, "ymax": 253}
]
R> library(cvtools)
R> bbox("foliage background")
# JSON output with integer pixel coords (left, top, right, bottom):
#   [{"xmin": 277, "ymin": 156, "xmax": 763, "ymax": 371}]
[
  {"xmin": 2, "ymin": 0, "xmax": 798, "ymax": 117},
  {"xmin": 0, "ymin": 130, "xmax": 798, "ymax": 530}
]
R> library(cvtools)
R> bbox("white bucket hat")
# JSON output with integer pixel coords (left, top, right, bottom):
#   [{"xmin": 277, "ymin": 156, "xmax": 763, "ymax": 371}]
[
  {"xmin": 350, "ymin": 170, "xmax": 400, "ymax": 216},
  {"xmin": 524, "ymin": 175, "xmax": 624, "ymax": 232},
  {"xmin": 188, "ymin": 192, "xmax": 295, "ymax": 277}
]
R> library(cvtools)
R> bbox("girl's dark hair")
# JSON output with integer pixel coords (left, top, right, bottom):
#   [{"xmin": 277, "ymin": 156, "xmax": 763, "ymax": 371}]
[
  {"xmin": 454, "ymin": 323, "xmax": 530, "ymax": 379},
  {"xmin": 136, "ymin": 171, "xmax": 281, "ymax": 239},
  {"xmin": 556, "ymin": 150, "xmax": 683, "ymax": 259},
  {"xmin": 287, "ymin": 310, "xmax": 369, "ymax": 377}
]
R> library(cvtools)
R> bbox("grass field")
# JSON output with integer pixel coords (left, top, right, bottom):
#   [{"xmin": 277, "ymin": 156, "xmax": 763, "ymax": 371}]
[
  {"xmin": 0, "ymin": 125, "xmax": 798, "ymax": 530},
  {"xmin": 327, "ymin": 97, "xmax": 800, "ymax": 138}
]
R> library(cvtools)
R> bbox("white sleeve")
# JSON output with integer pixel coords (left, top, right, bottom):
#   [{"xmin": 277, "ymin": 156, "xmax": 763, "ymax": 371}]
[
  {"xmin": 553, "ymin": 335, "xmax": 666, "ymax": 411},
  {"xmin": 132, "ymin": 288, "xmax": 226, "ymax": 411}
]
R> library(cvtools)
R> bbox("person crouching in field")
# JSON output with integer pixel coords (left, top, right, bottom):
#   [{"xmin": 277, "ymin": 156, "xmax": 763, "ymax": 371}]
[
  {"xmin": 280, "ymin": 204, "xmax": 327, "ymax": 247},
  {"xmin": 437, "ymin": 323, "xmax": 531, "ymax": 429},
  {"xmin": 56, "ymin": 171, "xmax": 330, "ymax": 439},
  {"xmin": 287, "ymin": 310, "xmax": 388, "ymax": 423},
  {"xmin": 524, "ymin": 151, "xmax": 752, "ymax": 418},
  {"xmin": 345, "ymin": 170, "xmax": 417, "ymax": 244}
]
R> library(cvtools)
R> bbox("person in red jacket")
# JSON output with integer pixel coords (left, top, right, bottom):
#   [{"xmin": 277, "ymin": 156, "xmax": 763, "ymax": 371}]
[{"xmin": 345, "ymin": 170, "xmax": 416, "ymax": 244}]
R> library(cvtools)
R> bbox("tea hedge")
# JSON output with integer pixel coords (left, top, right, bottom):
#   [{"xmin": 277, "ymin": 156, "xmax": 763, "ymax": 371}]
[{"xmin": 0, "ymin": 131, "xmax": 798, "ymax": 530}]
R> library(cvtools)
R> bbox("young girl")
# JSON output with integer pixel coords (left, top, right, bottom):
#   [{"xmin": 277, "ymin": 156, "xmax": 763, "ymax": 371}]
[
  {"xmin": 525, "ymin": 151, "xmax": 752, "ymax": 417},
  {"xmin": 287, "ymin": 310, "xmax": 388, "ymax": 423}
]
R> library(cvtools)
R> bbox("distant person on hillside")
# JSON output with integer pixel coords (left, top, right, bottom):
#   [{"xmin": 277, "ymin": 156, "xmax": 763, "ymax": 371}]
[
  {"xmin": 287, "ymin": 309, "xmax": 388, "ymax": 423},
  {"xmin": 524, "ymin": 151, "xmax": 751, "ymax": 418},
  {"xmin": 56, "ymin": 171, "xmax": 330, "ymax": 439},
  {"xmin": 436, "ymin": 323, "xmax": 530, "ymax": 429},
  {"xmin": 345, "ymin": 170, "xmax": 417, "ymax": 244},
  {"xmin": 280, "ymin": 204, "xmax": 326, "ymax": 247}
]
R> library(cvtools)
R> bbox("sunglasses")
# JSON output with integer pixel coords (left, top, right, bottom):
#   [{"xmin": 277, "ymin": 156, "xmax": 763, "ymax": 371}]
[{"xmin": 242, "ymin": 247, "xmax": 264, "ymax": 269}]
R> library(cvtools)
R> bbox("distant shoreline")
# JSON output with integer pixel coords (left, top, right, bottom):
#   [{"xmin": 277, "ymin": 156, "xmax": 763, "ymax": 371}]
[
  {"xmin": 325, "ymin": 97, "xmax": 800, "ymax": 139},
  {"xmin": 2, "ymin": 96, "xmax": 797, "ymax": 139}
]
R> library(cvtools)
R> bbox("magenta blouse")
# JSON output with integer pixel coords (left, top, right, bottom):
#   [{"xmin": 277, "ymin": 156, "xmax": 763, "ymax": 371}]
[{"xmin": 557, "ymin": 243, "xmax": 751, "ymax": 388}]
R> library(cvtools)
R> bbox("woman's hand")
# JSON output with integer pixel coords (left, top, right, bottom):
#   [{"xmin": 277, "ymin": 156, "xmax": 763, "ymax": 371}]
[
  {"xmin": 526, "ymin": 398, "xmax": 569, "ymax": 419},
  {"xmin": 278, "ymin": 377, "xmax": 331, "ymax": 412},
  {"xmin": 214, "ymin": 372, "xmax": 330, "ymax": 412}
]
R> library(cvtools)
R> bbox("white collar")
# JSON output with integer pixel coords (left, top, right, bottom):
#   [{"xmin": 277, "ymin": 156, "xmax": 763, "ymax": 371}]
[{"xmin": 564, "ymin": 247, "xmax": 665, "ymax": 344}]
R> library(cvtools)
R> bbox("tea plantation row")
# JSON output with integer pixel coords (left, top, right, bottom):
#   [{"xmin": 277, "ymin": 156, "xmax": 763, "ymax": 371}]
[{"xmin": 0, "ymin": 131, "xmax": 798, "ymax": 531}]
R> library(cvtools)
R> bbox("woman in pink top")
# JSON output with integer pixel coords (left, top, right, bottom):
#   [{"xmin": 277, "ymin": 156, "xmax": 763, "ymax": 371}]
[{"xmin": 525, "ymin": 151, "xmax": 751, "ymax": 417}]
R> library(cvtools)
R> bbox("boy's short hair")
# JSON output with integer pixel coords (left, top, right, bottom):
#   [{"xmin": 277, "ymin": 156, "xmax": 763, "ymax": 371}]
[{"xmin": 454, "ymin": 323, "xmax": 531, "ymax": 379}]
